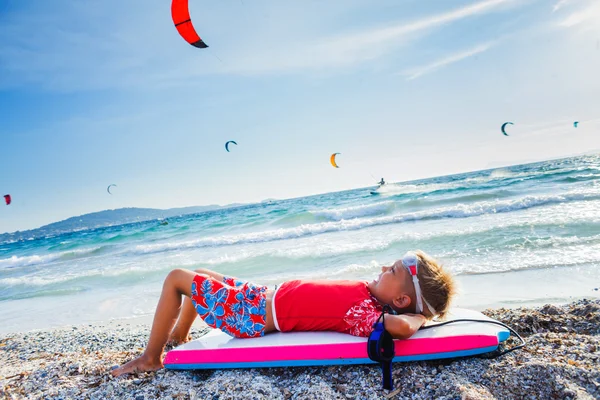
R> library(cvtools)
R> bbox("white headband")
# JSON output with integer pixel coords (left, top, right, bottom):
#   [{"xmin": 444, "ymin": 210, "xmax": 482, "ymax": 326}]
[{"xmin": 401, "ymin": 251, "xmax": 437, "ymax": 316}]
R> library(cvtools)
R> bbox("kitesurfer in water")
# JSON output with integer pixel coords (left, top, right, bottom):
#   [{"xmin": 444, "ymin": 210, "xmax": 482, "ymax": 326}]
[
  {"xmin": 111, "ymin": 250, "xmax": 455, "ymax": 376},
  {"xmin": 378, "ymin": 178, "xmax": 386, "ymax": 186}
]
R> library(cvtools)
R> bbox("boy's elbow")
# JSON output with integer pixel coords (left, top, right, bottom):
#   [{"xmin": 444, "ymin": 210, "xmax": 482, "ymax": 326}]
[
  {"xmin": 394, "ymin": 325, "xmax": 415, "ymax": 340},
  {"xmin": 387, "ymin": 318, "xmax": 417, "ymax": 340}
]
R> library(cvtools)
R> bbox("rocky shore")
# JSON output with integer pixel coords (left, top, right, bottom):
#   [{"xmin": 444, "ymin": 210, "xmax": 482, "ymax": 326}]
[{"xmin": 1, "ymin": 299, "xmax": 599, "ymax": 399}]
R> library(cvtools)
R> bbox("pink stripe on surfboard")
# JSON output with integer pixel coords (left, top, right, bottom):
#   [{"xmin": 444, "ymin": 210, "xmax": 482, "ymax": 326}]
[{"xmin": 164, "ymin": 334, "xmax": 498, "ymax": 365}]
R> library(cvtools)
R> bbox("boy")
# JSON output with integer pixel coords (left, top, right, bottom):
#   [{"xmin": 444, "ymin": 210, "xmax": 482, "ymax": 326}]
[{"xmin": 112, "ymin": 250, "xmax": 455, "ymax": 376}]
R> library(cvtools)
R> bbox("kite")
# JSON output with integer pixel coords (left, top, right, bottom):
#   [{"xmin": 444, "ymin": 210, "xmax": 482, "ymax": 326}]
[
  {"xmin": 107, "ymin": 184, "xmax": 117, "ymax": 195},
  {"xmin": 330, "ymin": 153, "xmax": 341, "ymax": 168},
  {"xmin": 3, "ymin": 194, "xmax": 11, "ymax": 205},
  {"xmin": 574, "ymin": 121, "xmax": 579, "ymax": 128},
  {"xmin": 171, "ymin": 0, "xmax": 208, "ymax": 48},
  {"xmin": 501, "ymin": 122, "xmax": 513, "ymax": 136},
  {"xmin": 225, "ymin": 140, "xmax": 237, "ymax": 152}
]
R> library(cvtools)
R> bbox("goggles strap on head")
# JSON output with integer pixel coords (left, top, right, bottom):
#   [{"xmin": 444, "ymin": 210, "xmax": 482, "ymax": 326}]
[
  {"xmin": 411, "ymin": 274, "xmax": 424, "ymax": 314},
  {"xmin": 422, "ymin": 297, "xmax": 437, "ymax": 316},
  {"xmin": 367, "ymin": 305, "xmax": 396, "ymax": 390},
  {"xmin": 402, "ymin": 252, "xmax": 437, "ymax": 316}
]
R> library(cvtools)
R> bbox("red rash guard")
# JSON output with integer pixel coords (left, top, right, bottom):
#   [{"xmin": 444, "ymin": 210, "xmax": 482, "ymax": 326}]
[{"xmin": 272, "ymin": 280, "xmax": 383, "ymax": 337}]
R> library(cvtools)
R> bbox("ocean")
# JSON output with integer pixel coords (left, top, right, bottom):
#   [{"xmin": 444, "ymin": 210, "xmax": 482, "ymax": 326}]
[{"xmin": 1, "ymin": 155, "xmax": 599, "ymax": 334}]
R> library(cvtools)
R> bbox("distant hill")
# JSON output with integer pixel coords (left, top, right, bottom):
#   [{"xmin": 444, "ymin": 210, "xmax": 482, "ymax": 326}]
[{"xmin": 0, "ymin": 204, "xmax": 243, "ymax": 243}]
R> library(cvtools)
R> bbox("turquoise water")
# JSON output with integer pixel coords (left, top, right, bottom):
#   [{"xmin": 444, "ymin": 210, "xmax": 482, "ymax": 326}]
[{"xmin": 1, "ymin": 155, "xmax": 600, "ymax": 333}]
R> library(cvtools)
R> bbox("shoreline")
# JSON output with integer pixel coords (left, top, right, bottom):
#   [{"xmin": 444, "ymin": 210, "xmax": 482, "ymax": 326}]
[{"xmin": 1, "ymin": 300, "xmax": 599, "ymax": 399}]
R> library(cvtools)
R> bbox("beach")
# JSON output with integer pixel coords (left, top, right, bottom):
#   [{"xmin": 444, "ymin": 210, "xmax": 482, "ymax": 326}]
[
  {"xmin": 1, "ymin": 156, "xmax": 600, "ymax": 398},
  {"xmin": 3, "ymin": 0, "xmax": 600, "ymax": 397},
  {"xmin": 1, "ymin": 299, "xmax": 598, "ymax": 399}
]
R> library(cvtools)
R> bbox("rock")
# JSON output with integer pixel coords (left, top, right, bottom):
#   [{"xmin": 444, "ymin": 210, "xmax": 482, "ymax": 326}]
[{"xmin": 1, "ymin": 299, "xmax": 599, "ymax": 400}]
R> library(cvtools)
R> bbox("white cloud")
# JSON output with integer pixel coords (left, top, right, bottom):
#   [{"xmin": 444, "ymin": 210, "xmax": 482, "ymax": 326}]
[
  {"xmin": 553, "ymin": 0, "xmax": 572, "ymax": 13},
  {"xmin": 0, "ymin": 0, "xmax": 521, "ymax": 90},
  {"xmin": 219, "ymin": 0, "xmax": 518, "ymax": 75},
  {"xmin": 557, "ymin": 0, "xmax": 600, "ymax": 28},
  {"xmin": 402, "ymin": 42, "xmax": 495, "ymax": 80},
  {"xmin": 325, "ymin": 0, "xmax": 513, "ymax": 48}
]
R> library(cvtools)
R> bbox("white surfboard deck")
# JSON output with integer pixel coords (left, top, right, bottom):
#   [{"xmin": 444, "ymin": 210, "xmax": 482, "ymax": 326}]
[{"xmin": 164, "ymin": 308, "xmax": 509, "ymax": 369}]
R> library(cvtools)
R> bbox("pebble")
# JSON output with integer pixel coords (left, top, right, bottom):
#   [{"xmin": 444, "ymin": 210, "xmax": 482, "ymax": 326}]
[{"xmin": 0, "ymin": 300, "xmax": 599, "ymax": 399}]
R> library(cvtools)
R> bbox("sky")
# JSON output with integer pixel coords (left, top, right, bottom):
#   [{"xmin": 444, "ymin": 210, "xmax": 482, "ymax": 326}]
[{"xmin": 1, "ymin": 0, "xmax": 600, "ymax": 233}]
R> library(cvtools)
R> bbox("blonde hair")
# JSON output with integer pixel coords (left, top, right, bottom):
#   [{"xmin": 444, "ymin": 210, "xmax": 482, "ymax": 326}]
[{"xmin": 414, "ymin": 250, "xmax": 456, "ymax": 320}]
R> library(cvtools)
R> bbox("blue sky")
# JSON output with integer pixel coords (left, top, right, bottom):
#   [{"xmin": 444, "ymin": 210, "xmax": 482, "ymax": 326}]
[{"xmin": 1, "ymin": 0, "xmax": 599, "ymax": 233}]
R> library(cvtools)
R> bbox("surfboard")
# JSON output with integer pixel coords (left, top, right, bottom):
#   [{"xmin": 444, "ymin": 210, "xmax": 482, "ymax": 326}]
[{"xmin": 164, "ymin": 308, "xmax": 509, "ymax": 370}]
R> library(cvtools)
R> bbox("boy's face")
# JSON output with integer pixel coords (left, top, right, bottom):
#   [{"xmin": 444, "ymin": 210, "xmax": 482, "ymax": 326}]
[{"xmin": 367, "ymin": 260, "xmax": 415, "ymax": 309}]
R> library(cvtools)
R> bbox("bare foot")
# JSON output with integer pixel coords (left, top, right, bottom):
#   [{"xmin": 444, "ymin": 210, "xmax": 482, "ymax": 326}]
[{"xmin": 111, "ymin": 354, "xmax": 163, "ymax": 377}]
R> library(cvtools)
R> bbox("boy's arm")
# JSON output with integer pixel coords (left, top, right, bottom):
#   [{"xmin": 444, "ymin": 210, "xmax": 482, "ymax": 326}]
[{"xmin": 383, "ymin": 314, "xmax": 427, "ymax": 339}]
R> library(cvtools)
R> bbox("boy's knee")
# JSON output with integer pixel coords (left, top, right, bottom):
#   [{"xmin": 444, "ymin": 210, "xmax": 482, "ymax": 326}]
[
  {"xmin": 165, "ymin": 268, "xmax": 186, "ymax": 284},
  {"xmin": 164, "ymin": 268, "xmax": 202, "ymax": 285},
  {"xmin": 163, "ymin": 269, "xmax": 206, "ymax": 296}
]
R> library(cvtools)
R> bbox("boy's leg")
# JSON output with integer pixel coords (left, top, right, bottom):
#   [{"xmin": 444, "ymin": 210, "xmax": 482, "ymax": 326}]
[
  {"xmin": 111, "ymin": 268, "xmax": 198, "ymax": 377},
  {"xmin": 166, "ymin": 297, "xmax": 196, "ymax": 345},
  {"xmin": 168, "ymin": 268, "xmax": 231, "ymax": 345}
]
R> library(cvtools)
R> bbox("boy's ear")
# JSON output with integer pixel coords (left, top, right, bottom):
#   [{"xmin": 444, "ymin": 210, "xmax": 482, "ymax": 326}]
[{"xmin": 393, "ymin": 294, "xmax": 411, "ymax": 309}]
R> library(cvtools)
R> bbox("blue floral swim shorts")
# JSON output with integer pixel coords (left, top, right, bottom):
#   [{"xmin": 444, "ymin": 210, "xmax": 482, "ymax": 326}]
[{"xmin": 190, "ymin": 274, "xmax": 267, "ymax": 338}]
